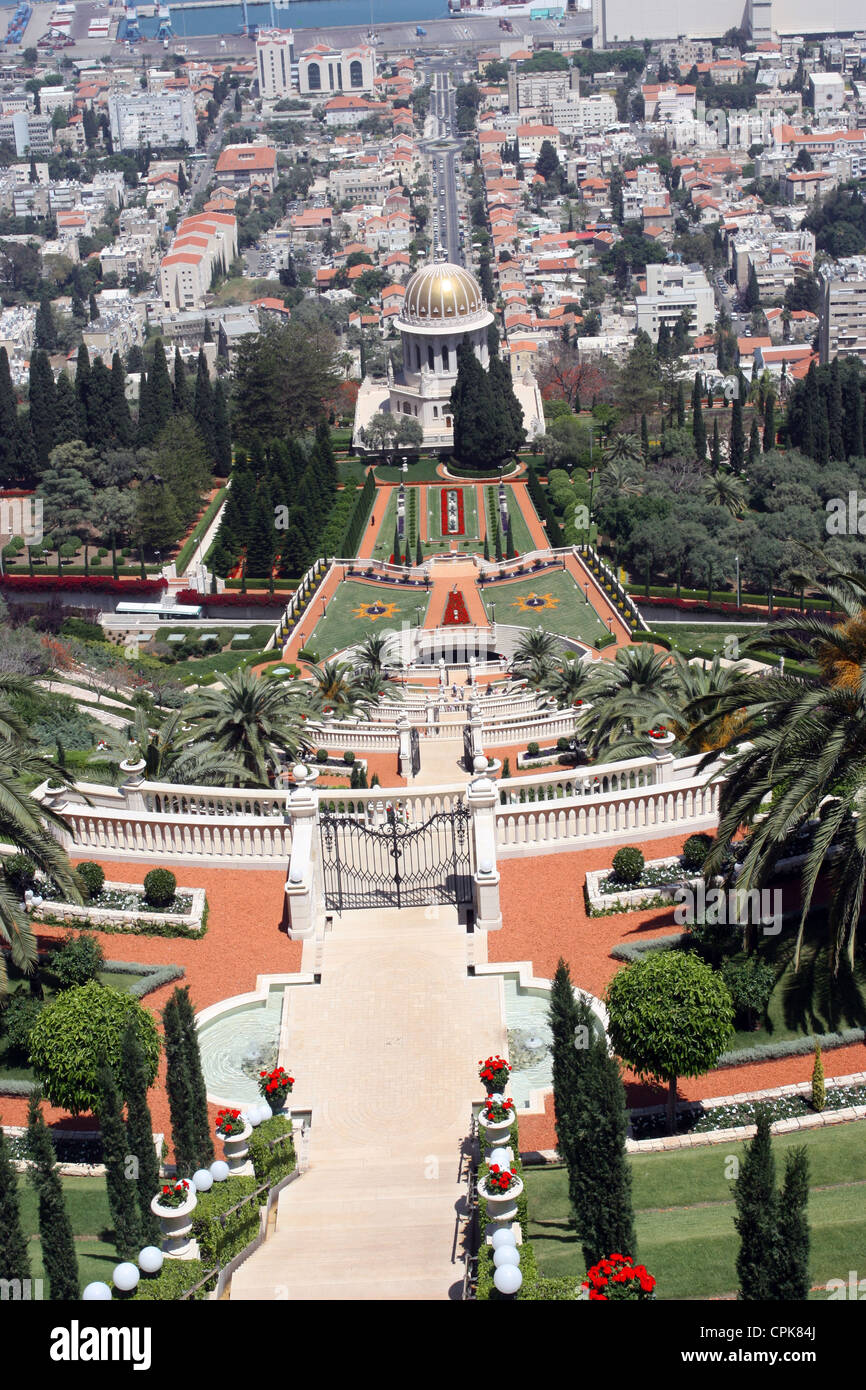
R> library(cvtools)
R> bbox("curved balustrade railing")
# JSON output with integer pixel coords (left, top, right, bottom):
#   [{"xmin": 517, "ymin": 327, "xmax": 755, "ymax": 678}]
[
  {"xmin": 60, "ymin": 809, "xmax": 293, "ymax": 862},
  {"xmin": 495, "ymin": 779, "xmax": 720, "ymax": 851}
]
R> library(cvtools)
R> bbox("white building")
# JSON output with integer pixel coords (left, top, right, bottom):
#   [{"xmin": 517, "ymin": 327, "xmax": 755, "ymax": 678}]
[
  {"xmin": 297, "ymin": 45, "xmax": 376, "ymax": 97},
  {"xmin": 159, "ymin": 213, "xmax": 238, "ymax": 312},
  {"xmin": 809, "ymin": 72, "xmax": 846, "ymax": 113},
  {"xmin": 256, "ymin": 29, "xmax": 295, "ymax": 101},
  {"xmin": 635, "ymin": 263, "xmax": 715, "ymax": 342},
  {"xmin": 820, "ymin": 257, "xmax": 866, "ymax": 364},
  {"xmin": 353, "ymin": 260, "xmax": 544, "ymax": 452},
  {"xmin": 107, "ymin": 91, "xmax": 197, "ymax": 151},
  {"xmin": 551, "ymin": 93, "xmax": 617, "ymax": 137}
]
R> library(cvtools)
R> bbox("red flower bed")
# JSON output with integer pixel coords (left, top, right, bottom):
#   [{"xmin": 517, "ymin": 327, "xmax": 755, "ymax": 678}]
[
  {"xmin": 635, "ymin": 593, "xmax": 832, "ymax": 620},
  {"xmin": 441, "ymin": 487, "xmax": 465, "ymax": 536},
  {"xmin": 581, "ymin": 1253, "xmax": 656, "ymax": 1301},
  {"xmin": 0, "ymin": 575, "xmax": 167, "ymax": 594},
  {"xmin": 175, "ymin": 588, "xmax": 285, "ymax": 608},
  {"xmin": 442, "ymin": 587, "xmax": 470, "ymax": 626}
]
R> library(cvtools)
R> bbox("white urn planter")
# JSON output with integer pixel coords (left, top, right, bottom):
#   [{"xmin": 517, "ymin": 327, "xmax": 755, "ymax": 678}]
[
  {"xmin": 150, "ymin": 1184, "xmax": 198, "ymax": 1256},
  {"xmin": 220, "ymin": 1121, "xmax": 253, "ymax": 1172},
  {"xmin": 478, "ymin": 1110, "xmax": 515, "ymax": 1151},
  {"xmin": 480, "ymin": 1174, "xmax": 524, "ymax": 1225},
  {"xmin": 649, "ymin": 731, "xmax": 675, "ymax": 759}
]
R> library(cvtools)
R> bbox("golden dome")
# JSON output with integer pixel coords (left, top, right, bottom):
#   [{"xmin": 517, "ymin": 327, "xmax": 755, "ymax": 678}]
[{"xmin": 401, "ymin": 261, "xmax": 485, "ymax": 325}]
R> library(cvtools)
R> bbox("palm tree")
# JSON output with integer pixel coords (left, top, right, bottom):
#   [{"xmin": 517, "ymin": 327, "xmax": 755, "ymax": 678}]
[
  {"xmin": 602, "ymin": 432, "xmax": 643, "ymax": 466},
  {"xmin": 580, "ymin": 645, "xmax": 678, "ymax": 758},
  {"xmin": 96, "ymin": 708, "xmax": 233, "ymax": 785},
  {"xmin": 702, "ymin": 564, "xmax": 866, "ymax": 971},
  {"xmin": 356, "ymin": 633, "xmax": 389, "ymax": 675},
  {"xmin": 702, "ymin": 470, "xmax": 747, "ymax": 517},
  {"xmin": 599, "ymin": 457, "xmax": 644, "ymax": 499},
  {"xmin": 308, "ymin": 660, "xmax": 372, "ymax": 721},
  {"xmin": 182, "ymin": 668, "xmax": 304, "ymax": 786},
  {"xmin": 643, "ymin": 653, "xmax": 751, "ymax": 753},
  {"xmin": 0, "ymin": 676, "xmax": 81, "ymax": 988},
  {"xmin": 544, "ymin": 656, "xmax": 596, "ymax": 709},
  {"xmin": 512, "ymin": 627, "xmax": 560, "ymax": 671},
  {"xmin": 356, "ymin": 669, "xmax": 403, "ymax": 707}
]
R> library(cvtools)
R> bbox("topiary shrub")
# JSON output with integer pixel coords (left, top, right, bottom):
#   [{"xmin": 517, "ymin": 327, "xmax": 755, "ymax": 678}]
[
  {"xmin": 611, "ymin": 846, "xmax": 645, "ymax": 886},
  {"xmin": 315, "ymin": 748, "xmax": 329, "ymax": 764},
  {"xmin": 75, "ymin": 861, "xmax": 105, "ymax": 901},
  {"xmin": 811, "ymin": 1045, "xmax": 825, "ymax": 1112},
  {"xmin": 527, "ymin": 741, "xmax": 540, "ymax": 758},
  {"xmin": 143, "ymin": 868, "xmax": 177, "ymax": 908},
  {"xmin": 556, "ymin": 737, "xmax": 570, "ymax": 752},
  {"xmin": 28, "ymin": 980, "xmax": 160, "ymax": 1113},
  {"xmin": 681, "ymin": 833, "xmax": 713, "ymax": 871},
  {"xmin": 719, "ymin": 957, "xmax": 777, "ymax": 1030},
  {"xmin": 342, "ymin": 750, "xmax": 355, "ymax": 765},
  {"xmin": 1, "ymin": 993, "xmax": 44, "ymax": 1061},
  {"xmin": 3, "ymin": 854, "xmax": 38, "ymax": 895},
  {"xmin": 51, "ymin": 932, "xmax": 105, "ymax": 990}
]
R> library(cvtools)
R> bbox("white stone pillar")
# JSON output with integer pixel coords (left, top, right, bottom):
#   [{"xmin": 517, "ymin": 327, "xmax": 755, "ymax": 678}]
[
  {"xmin": 397, "ymin": 714, "xmax": 413, "ymax": 777},
  {"xmin": 119, "ymin": 758, "xmax": 147, "ymax": 812},
  {"xmin": 285, "ymin": 784, "xmax": 318, "ymax": 940},
  {"xmin": 649, "ymin": 731, "xmax": 676, "ymax": 783},
  {"xmin": 469, "ymin": 703, "xmax": 484, "ymax": 762},
  {"xmin": 466, "ymin": 775, "xmax": 502, "ymax": 932}
]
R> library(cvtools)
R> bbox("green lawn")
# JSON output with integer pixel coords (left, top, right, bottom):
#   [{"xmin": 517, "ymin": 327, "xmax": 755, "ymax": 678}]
[
  {"xmin": 481, "ymin": 569, "xmax": 610, "ymax": 647},
  {"xmin": 483, "ymin": 485, "xmax": 536, "ymax": 556},
  {"xmin": 426, "ymin": 483, "xmax": 480, "ymax": 544},
  {"xmin": 301, "ymin": 579, "xmax": 430, "ymax": 660},
  {"xmin": 374, "ymin": 459, "xmax": 445, "ymax": 482},
  {"xmin": 525, "ymin": 1121, "xmax": 866, "ymax": 1299},
  {"xmin": 653, "ymin": 623, "xmax": 768, "ymax": 657},
  {"xmin": 16, "ymin": 1174, "xmax": 119, "ymax": 1291}
]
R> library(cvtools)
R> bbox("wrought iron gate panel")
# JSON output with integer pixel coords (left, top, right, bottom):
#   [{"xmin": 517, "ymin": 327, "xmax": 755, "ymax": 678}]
[{"xmin": 320, "ymin": 805, "xmax": 473, "ymax": 911}]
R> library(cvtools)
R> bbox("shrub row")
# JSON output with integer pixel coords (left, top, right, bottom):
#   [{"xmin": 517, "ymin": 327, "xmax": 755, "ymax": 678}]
[
  {"xmin": 191, "ymin": 1175, "xmax": 263, "ymax": 1270},
  {"xmin": 133, "ymin": 1259, "xmax": 215, "ymax": 1302},
  {"xmin": 248, "ymin": 1115, "xmax": 296, "ymax": 1187},
  {"xmin": 0, "ymin": 575, "xmax": 167, "ymax": 593}
]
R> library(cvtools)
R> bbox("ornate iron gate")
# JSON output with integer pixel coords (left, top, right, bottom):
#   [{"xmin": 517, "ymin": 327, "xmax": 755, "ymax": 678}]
[{"xmin": 320, "ymin": 805, "xmax": 474, "ymax": 911}]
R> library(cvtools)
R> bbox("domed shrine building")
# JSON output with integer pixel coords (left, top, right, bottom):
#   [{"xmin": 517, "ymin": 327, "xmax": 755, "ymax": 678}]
[{"xmin": 352, "ymin": 259, "xmax": 545, "ymax": 453}]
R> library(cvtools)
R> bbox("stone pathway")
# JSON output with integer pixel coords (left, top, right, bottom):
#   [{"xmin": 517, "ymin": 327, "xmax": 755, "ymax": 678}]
[{"xmin": 230, "ymin": 906, "xmax": 504, "ymax": 1301}]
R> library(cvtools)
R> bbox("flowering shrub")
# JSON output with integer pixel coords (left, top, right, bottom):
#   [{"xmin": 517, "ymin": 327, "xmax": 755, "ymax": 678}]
[
  {"xmin": 215, "ymin": 1107, "xmax": 246, "ymax": 1137},
  {"xmin": 156, "ymin": 1179, "xmax": 192, "ymax": 1210},
  {"xmin": 482, "ymin": 1097, "xmax": 515, "ymax": 1124},
  {"xmin": 175, "ymin": 588, "xmax": 287, "ymax": 608},
  {"xmin": 579, "ymin": 1253, "xmax": 656, "ymax": 1301},
  {"xmin": 0, "ymin": 575, "xmax": 167, "ymax": 594},
  {"xmin": 648, "ymin": 725, "xmax": 669, "ymax": 739},
  {"xmin": 258, "ymin": 1065, "xmax": 294, "ymax": 1107},
  {"xmin": 478, "ymin": 1055, "xmax": 511, "ymax": 1093},
  {"xmin": 484, "ymin": 1163, "xmax": 519, "ymax": 1194}
]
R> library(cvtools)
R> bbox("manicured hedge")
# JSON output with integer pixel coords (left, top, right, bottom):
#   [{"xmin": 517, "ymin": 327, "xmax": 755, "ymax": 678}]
[
  {"xmin": 191, "ymin": 1175, "xmax": 262, "ymax": 1269},
  {"xmin": 176, "ymin": 588, "xmax": 285, "ymax": 608},
  {"xmin": 0, "ymin": 575, "xmax": 167, "ymax": 594},
  {"xmin": 133, "ymin": 1258, "xmax": 215, "ymax": 1301},
  {"xmin": 248, "ymin": 1115, "xmax": 296, "ymax": 1186}
]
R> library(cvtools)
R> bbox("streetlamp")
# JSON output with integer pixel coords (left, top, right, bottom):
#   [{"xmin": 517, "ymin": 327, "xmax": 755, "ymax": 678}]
[
  {"xmin": 584, "ymin": 583, "xmax": 589, "ymax": 605},
  {"xmin": 321, "ymin": 597, "xmax": 327, "ymax": 618},
  {"xmin": 735, "ymin": 553, "xmax": 741, "ymax": 609},
  {"xmin": 587, "ymin": 468, "xmax": 596, "ymax": 523}
]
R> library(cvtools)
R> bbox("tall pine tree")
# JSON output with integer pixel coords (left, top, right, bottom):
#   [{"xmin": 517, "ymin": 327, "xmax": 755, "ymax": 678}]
[
  {"xmin": 0, "ymin": 346, "xmax": 19, "ymax": 484},
  {"xmin": 174, "ymin": 986, "xmax": 214, "ymax": 1170},
  {"xmin": 729, "ymin": 394, "xmax": 744, "ymax": 472},
  {"xmin": 733, "ymin": 1105, "xmax": 778, "ymax": 1301},
  {"xmin": 26, "ymin": 1096, "xmax": 79, "ymax": 1300},
  {"xmin": 193, "ymin": 350, "xmax": 215, "ymax": 458},
  {"xmin": 173, "ymin": 346, "xmax": 190, "ymax": 415},
  {"xmin": 95, "ymin": 1062, "xmax": 141, "ymax": 1260},
  {"xmin": 162, "ymin": 992, "xmax": 197, "ymax": 1178},
  {"xmin": 574, "ymin": 1026, "xmax": 636, "ymax": 1266},
  {"xmin": 120, "ymin": 1016, "xmax": 162, "ymax": 1247},
  {"xmin": 692, "ymin": 374, "xmax": 706, "ymax": 459},
  {"xmin": 748, "ymin": 416, "xmax": 761, "ymax": 464},
  {"xmin": 0, "ymin": 1122, "xmax": 30, "ymax": 1286},
  {"xmin": 763, "ymin": 392, "xmax": 776, "ymax": 454},
  {"xmin": 213, "ymin": 380, "xmax": 232, "ymax": 475},
  {"xmin": 27, "ymin": 350, "xmax": 56, "ymax": 471},
  {"xmin": 774, "ymin": 1147, "xmax": 810, "ymax": 1300}
]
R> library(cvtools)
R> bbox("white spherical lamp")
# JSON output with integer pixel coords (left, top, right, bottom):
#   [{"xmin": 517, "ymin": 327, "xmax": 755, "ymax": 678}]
[
  {"xmin": 257, "ymin": 1101, "xmax": 273, "ymax": 1123},
  {"xmin": 138, "ymin": 1246, "xmax": 164, "ymax": 1275},
  {"xmin": 494, "ymin": 1246, "xmax": 521, "ymax": 1268},
  {"xmin": 493, "ymin": 1263, "xmax": 523, "ymax": 1295},
  {"xmin": 192, "ymin": 1168, "xmax": 213, "ymax": 1192},
  {"xmin": 210, "ymin": 1160, "xmax": 230, "ymax": 1182},
  {"xmin": 479, "ymin": 858, "xmax": 494, "ymax": 875},
  {"xmin": 82, "ymin": 1282, "xmax": 113, "ymax": 1301},
  {"xmin": 488, "ymin": 1147, "xmax": 510, "ymax": 1168},
  {"xmin": 112, "ymin": 1262, "xmax": 140, "ymax": 1293},
  {"xmin": 245, "ymin": 1107, "xmax": 262, "ymax": 1128},
  {"xmin": 491, "ymin": 1227, "xmax": 517, "ymax": 1250}
]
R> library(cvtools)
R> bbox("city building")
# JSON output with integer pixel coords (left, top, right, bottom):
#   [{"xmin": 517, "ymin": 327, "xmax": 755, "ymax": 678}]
[
  {"xmin": 297, "ymin": 45, "xmax": 376, "ymax": 97},
  {"xmin": 0, "ymin": 110, "xmax": 53, "ymax": 156},
  {"xmin": 820, "ymin": 257, "xmax": 866, "ymax": 364},
  {"xmin": 107, "ymin": 91, "xmax": 197, "ymax": 151},
  {"xmin": 256, "ymin": 29, "xmax": 295, "ymax": 100},
  {"xmin": 634, "ymin": 263, "xmax": 715, "ymax": 341},
  {"xmin": 214, "ymin": 143, "xmax": 277, "ymax": 193}
]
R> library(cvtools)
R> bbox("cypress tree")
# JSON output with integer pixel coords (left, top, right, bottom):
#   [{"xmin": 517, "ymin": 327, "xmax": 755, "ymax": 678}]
[
  {"xmin": 213, "ymin": 380, "xmax": 232, "ymax": 475},
  {"xmin": 0, "ymin": 1122, "xmax": 30, "ymax": 1285},
  {"xmin": 828, "ymin": 358, "xmax": 845, "ymax": 461},
  {"xmin": 89, "ymin": 291, "xmax": 99, "ymax": 323},
  {"xmin": 34, "ymin": 290, "xmax": 57, "ymax": 352},
  {"xmin": 575, "ymin": 1028, "xmax": 636, "ymax": 1266},
  {"xmin": 815, "ymin": 394, "xmax": 830, "ymax": 466},
  {"xmin": 0, "ymin": 346, "xmax": 19, "ymax": 484},
  {"xmin": 415, "ymin": 533, "xmax": 423, "ymax": 566},
  {"xmin": 244, "ymin": 484, "xmax": 276, "ymax": 579},
  {"xmin": 393, "ymin": 521, "xmax": 401, "ymax": 564},
  {"xmin": 729, "ymin": 394, "xmax": 744, "ymax": 472},
  {"xmin": 162, "ymin": 992, "xmax": 196, "ymax": 1177},
  {"xmin": 75, "ymin": 343, "xmax": 91, "ymax": 439},
  {"xmin": 692, "ymin": 375, "xmax": 706, "ymax": 460},
  {"xmin": 733, "ymin": 1105, "xmax": 778, "ymax": 1301},
  {"xmin": 842, "ymin": 371, "xmax": 864, "ymax": 460},
  {"xmin": 801, "ymin": 361, "xmax": 819, "ymax": 459},
  {"xmin": 711, "ymin": 417, "xmax": 721, "ymax": 471},
  {"xmin": 86, "ymin": 358, "xmax": 114, "ymax": 449},
  {"xmin": 53, "ymin": 371, "xmax": 82, "ymax": 447},
  {"xmin": 505, "ymin": 515, "xmax": 515, "ymax": 559},
  {"xmin": 26, "ymin": 1096, "xmax": 79, "ymax": 1300},
  {"xmin": 548, "ymin": 959, "xmax": 582, "ymax": 1177},
  {"xmin": 640, "ymin": 413, "xmax": 649, "ymax": 460},
  {"xmin": 762, "ymin": 392, "xmax": 776, "ymax": 454},
  {"xmin": 773, "ymin": 1147, "xmax": 810, "ymax": 1300},
  {"xmin": 173, "ymin": 986, "xmax": 214, "ymax": 1170},
  {"xmin": 193, "ymin": 350, "xmax": 215, "ymax": 458},
  {"xmin": 95, "ymin": 1063, "xmax": 140, "ymax": 1260},
  {"xmin": 315, "ymin": 417, "xmax": 338, "ymax": 493},
  {"xmin": 139, "ymin": 339, "xmax": 173, "ymax": 447},
  {"xmin": 173, "ymin": 346, "xmax": 190, "ymax": 415},
  {"xmin": 676, "ymin": 379, "xmax": 686, "ymax": 429},
  {"xmin": 120, "ymin": 1017, "xmax": 162, "ymax": 1246},
  {"xmin": 494, "ymin": 527, "xmax": 503, "ymax": 562},
  {"xmin": 110, "ymin": 352, "xmax": 133, "ymax": 446},
  {"xmin": 28, "ymin": 350, "xmax": 56, "ymax": 471},
  {"xmin": 748, "ymin": 416, "xmax": 761, "ymax": 464}
]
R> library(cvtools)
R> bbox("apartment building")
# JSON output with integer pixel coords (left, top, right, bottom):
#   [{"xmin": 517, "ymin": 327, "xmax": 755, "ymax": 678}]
[
  {"xmin": 256, "ymin": 29, "xmax": 295, "ymax": 100},
  {"xmin": 297, "ymin": 45, "xmax": 375, "ymax": 97},
  {"xmin": 820, "ymin": 257, "xmax": 866, "ymax": 365},
  {"xmin": 214, "ymin": 143, "xmax": 277, "ymax": 193},
  {"xmin": 809, "ymin": 71, "xmax": 846, "ymax": 112},
  {"xmin": 0, "ymin": 110, "xmax": 53, "ymax": 156},
  {"xmin": 159, "ymin": 212, "xmax": 238, "ymax": 312},
  {"xmin": 550, "ymin": 92, "xmax": 617, "ymax": 137},
  {"xmin": 634, "ymin": 263, "xmax": 715, "ymax": 342},
  {"xmin": 641, "ymin": 83, "xmax": 696, "ymax": 122},
  {"xmin": 107, "ymin": 91, "xmax": 197, "ymax": 151}
]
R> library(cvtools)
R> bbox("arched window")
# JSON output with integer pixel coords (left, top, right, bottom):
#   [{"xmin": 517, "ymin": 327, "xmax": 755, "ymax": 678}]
[
  {"xmin": 415, "ymin": 344, "xmax": 421, "ymax": 369},
  {"xmin": 445, "ymin": 416, "xmax": 452, "ymax": 428},
  {"xmin": 428, "ymin": 344, "xmax": 435, "ymax": 370},
  {"xmin": 433, "ymin": 405, "xmax": 438, "ymax": 417},
  {"xmin": 307, "ymin": 62, "xmax": 321, "ymax": 91},
  {"xmin": 350, "ymin": 60, "xmax": 363, "ymax": 88},
  {"xmin": 403, "ymin": 401, "xmax": 411, "ymax": 414},
  {"xmin": 441, "ymin": 344, "xmax": 449, "ymax": 371}
]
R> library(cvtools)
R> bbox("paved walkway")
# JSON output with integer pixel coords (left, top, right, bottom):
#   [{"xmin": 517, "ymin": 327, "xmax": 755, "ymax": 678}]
[{"xmin": 230, "ymin": 907, "xmax": 504, "ymax": 1301}]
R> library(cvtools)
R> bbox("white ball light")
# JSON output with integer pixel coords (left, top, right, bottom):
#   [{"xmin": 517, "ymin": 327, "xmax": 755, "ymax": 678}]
[
  {"xmin": 138, "ymin": 1246, "xmax": 164, "ymax": 1275},
  {"xmin": 479, "ymin": 858, "xmax": 494, "ymax": 875},
  {"xmin": 257, "ymin": 1101, "xmax": 274, "ymax": 1123},
  {"xmin": 192, "ymin": 1168, "xmax": 213, "ymax": 1192},
  {"xmin": 489, "ymin": 1148, "xmax": 510, "ymax": 1168},
  {"xmin": 112, "ymin": 1262, "xmax": 140, "ymax": 1293},
  {"xmin": 493, "ymin": 1264, "xmax": 523, "ymax": 1295},
  {"xmin": 245, "ymin": 1107, "xmax": 262, "ymax": 1127},
  {"xmin": 494, "ymin": 1246, "xmax": 521, "ymax": 1268},
  {"xmin": 491, "ymin": 1227, "xmax": 517, "ymax": 1250},
  {"xmin": 210, "ymin": 1160, "xmax": 230, "ymax": 1182},
  {"xmin": 82, "ymin": 1282, "xmax": 113, "ymax": 1301}
]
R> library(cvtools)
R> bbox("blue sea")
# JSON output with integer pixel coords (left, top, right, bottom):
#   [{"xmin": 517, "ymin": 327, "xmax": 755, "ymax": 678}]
[{"xmin": 127, "ymin": 0, "xmax": 452, "ymax": 39}]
